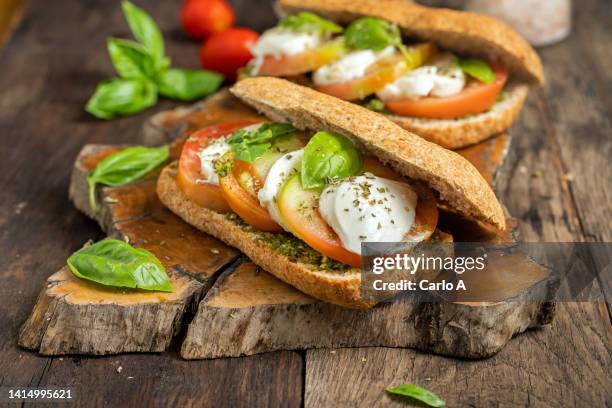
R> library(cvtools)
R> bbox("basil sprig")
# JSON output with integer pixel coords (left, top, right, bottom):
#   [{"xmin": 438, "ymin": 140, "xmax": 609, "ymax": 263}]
[
  {"xmin": 86, "ymin": 1, "xmax": 223, "ymax": 119},
  {"xmin": 301, "ymin": 131, "xmax": 362, "ymax": 191},
  {"xmin": 279, "ymin": 12, "xmax": 343, "ymax": 35},
  {"xmin": 227, "ymin": 123, "xmax": 296, "ymax": 163},
  {"xmin": 344, "ymin": 17, "xmax": 412, "ymax": 63},
  {"xmin": 87, "ymin": 145, "xmax": 169, "ymax": 213},
  {"xmin": 85, "ymin": 79, "xmax": 157, "ymax": 120},
  {"xmin": 457, "ymin": 58, "xmax": 496, "ymax": 84},
  {"xmin": 386, "ymin": 384, "xmax": 445, "ymax": 407},
  {"xmin": 67, "ymin": 239, "xmax": 172, "ymax": 292}
]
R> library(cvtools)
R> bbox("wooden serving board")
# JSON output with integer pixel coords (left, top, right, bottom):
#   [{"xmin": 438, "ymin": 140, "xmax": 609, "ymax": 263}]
[{"xmin": 19, "ymin": 90, "xmax": 554, "ymax": 359}]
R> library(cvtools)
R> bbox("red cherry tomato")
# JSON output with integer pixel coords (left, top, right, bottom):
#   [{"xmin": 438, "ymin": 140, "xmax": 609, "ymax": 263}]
[
  {"xmin": 181, "ymin": 0, "xmax": 235, "ymax": 40},
  {"xmin": 200, "ymin": 28, "xmax": 259, "ymax": 81}
]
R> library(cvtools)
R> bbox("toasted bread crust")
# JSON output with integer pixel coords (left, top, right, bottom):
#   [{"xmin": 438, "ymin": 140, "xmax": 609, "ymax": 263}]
[
  {"xmin": 157, "ymin": 164, "xmax": 371, "ymax": 309},
  {"xmin": 387, "ymin": 84, "xmax": 529, "ymax": 149},
  {"xmin": 277, "ymin": 0, "xmax": 543, "ymax": 85},
  {"xmin": 231, "ymin": 77, "xmax": 506, "ymax": 230}
]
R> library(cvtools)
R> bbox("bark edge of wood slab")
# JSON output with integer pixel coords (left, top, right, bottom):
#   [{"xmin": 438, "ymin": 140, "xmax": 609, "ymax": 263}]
[
  {"xmin": 19, "ymin": 113, "xmax": 553, "ymax": 358},
  {"xmin": 19, "ymin": 144, "xmax": 239, "ymax": 356},
  {"xmin": 182, "ymin": 261, "xmax": 555, "ymax": 359}
]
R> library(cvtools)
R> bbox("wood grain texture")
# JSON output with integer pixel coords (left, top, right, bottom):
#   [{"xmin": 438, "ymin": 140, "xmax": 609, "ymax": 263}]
[
  {"xmin": 303, "ymin": 1, "xmax": 612, "ymax": 402},
  {"xmin": 1, "ymin": 0, "xmax": 609, "ymax": 406},
  {"xmin": 19, "ymin": 143, "xmax": 238, "ymax": 355},
  {"xmin": 182, "ymin": 257, "xmax": 553, "ymax": 360},
  {"xmin": 2, "ymin": 0, "xmax": 303, "ymax": 404}
]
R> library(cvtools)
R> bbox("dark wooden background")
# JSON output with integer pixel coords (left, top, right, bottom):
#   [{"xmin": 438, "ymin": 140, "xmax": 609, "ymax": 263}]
[{"xmin": 0, "ymin": 0, "xmax": 610, "ymax": 406}]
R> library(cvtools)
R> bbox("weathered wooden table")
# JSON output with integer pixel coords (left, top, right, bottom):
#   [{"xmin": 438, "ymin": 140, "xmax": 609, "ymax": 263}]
[{"xmin": 0, "ymin": 0, "xmax": 610, "ymax": 406}]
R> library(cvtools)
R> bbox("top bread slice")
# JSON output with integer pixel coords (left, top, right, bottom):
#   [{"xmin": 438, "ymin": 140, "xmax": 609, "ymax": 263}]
[
  {"xmin": 274, "ymin": 0, "xmax": 542, "ymax": 148},
  {"xmin": 232, "ymin": 77, "xmax": 506, "ymax": 230},
  {"xmin": 277, "ymin": 0, "xmax": 543, "ymax": 84}
]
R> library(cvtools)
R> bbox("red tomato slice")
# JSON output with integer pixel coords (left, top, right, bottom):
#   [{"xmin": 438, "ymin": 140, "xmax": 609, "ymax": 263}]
[
  {"xmin": 385, "ymin": 67, "xmax": 509, "ymax": 119},
  {"xmin": 219, "ymin": 170, "xmax": 284, "ymax": 233},
  {"xmin": 177, "ymin": 122, "xmax": 256, "ymax": 213},
  {"xmin": 278, "ymin": 174, "xmax": 362, "ymax": 267},
  {"xmin": 315, "ymin": 43, "xmax": 436, "ymax": 101},
  {"xmin": 257, "ymin": 39, "xmax": 345, "ymax": 77}
]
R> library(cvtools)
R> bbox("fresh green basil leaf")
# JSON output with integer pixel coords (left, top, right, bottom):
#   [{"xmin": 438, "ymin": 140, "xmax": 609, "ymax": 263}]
[
  {"xmin": 279, "ymin": 12, "xmax": 343, "ymax": 34},
  {"xmin": 345, "ymin": 17, "xmax": 402, "ymax": 51},
  {"xmin": 107, "ymin": 38, "xmax": 156, "ymax": 79},
  {"xmin": 67, "ymin": 239, "xmax": 172, "ymax": 292},
  {"xmin": 457, "ymin": 58, "xmax": 496, "ymax": 84},
  {"xmin": 85, "ymin": 78, "xmax": 157, "ymax": 120},
  {"xmin": 301, "ymin": 131, "xmax": 362, "ymax": 191},
  {"xmin": 157, "ymin": 68, "xmax": 224, "ymax": 101},
  {"xmin": 121, "ymin": 1, "xmax": 165, "ymax": 69},
  {"xmin": 87, "ymin": 145, "xmax": 169, "ymax": 212},
  {"xmin": 386, "ymin": 384, "xmax": 445, "ymax": 407},
  {"xmin": 227, "ymin": 123, "xmax": 296, "ymax": 163},
  {"xmin": 364, "ymin": 98, "xmax": 386, "ymax": 112}
]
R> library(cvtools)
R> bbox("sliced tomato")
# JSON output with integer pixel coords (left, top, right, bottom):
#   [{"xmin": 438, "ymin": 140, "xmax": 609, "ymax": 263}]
[
  {"xmin": 219, "ymin": 169, "xmax": 284, "ymax": 233},
  {"xmin": 315, "ymin": 43, "xmax": 436, "ymax": 101},
  {"xmin": 385, "ymin": 66, "xmax": 509, "ymax": 119},
  {"xmin": 177, "ymin": 121, "xmax": 256, "ymax": 213},
  {"xmin": 278, "ymin": 174, "xmax": 362, "ymax": 267},
  {"xmin": 257, "ymin": 38, "xmax": 345, "ymax": 77}
]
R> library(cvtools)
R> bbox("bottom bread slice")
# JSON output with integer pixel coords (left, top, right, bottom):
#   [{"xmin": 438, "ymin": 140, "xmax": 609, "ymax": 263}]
[
  {"xmin": 157, "ymin": 164, "xmax": 371, "ymax": 309},
  {"xmin": 386, "ymin": 84, "xmax": 529, "ymax": 149}
]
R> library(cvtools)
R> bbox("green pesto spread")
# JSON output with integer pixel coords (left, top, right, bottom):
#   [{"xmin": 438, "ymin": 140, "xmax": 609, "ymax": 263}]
[{"xmin": 224, "ymin": 213, "xmax": 351, "ymax": 272}]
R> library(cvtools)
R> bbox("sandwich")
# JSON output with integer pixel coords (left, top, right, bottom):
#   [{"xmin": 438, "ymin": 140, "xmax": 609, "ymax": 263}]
[
  {"xmin": 157, "ymin": 77, "xmax": 505, "ymax": 308},
  {"xmin": 240, "ymin": 0, "xmax": 543, "ymax": 149}
]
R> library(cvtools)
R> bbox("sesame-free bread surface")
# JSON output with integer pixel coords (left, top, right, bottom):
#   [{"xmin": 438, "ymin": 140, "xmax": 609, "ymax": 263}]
[
  {"xmin": 231, "ymin": 77, "xmax": 506, "ymax": 230},
  {"xmin": 389, "ymin": 83, "xmax": 528, "ymax": 149},
  {"xmin": 277, "ymin": 0, "xmax": 543, "ymax": 85}
]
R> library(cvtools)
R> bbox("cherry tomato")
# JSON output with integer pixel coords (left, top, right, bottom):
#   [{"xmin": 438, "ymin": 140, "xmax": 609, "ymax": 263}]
[
  {"xmin": 385, "ymin": 67, "xmax": 509, "ymax": 119},
  {"xmin": 200, "ymin": 28, "xmax": 259, "ymax": 81},
  {"xmin": 181, "ymin": 0, "xmax": 235, "ymax": 40},
  {"xmin": 177, "ymin": 122, "xmax": 254, "ymax": 213}
]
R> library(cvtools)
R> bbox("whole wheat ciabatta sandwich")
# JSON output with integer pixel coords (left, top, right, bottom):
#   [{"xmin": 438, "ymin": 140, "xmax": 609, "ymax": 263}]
[
  {"xmin": 157, "ymin": 77, "xmax": 505, "ymax": 309},
  {"xmin": 239, "ymin": 0, "xmax": 544, "ymax": 149}
]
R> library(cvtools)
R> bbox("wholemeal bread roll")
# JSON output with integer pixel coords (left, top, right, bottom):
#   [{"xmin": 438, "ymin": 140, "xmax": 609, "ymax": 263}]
[
  {"xmin": 267, "ymin": 0, "xmax": 544, "ymax": 148},
  {"xmin": 158, "ymin": 78, "xmax": 505, "ymax": 308}
]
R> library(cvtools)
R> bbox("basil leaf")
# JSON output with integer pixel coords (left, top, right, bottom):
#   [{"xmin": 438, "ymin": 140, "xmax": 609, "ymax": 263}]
[
  {"xmin": 457, "ymin": 58, "xmax": 496, "ymax": 84},
  {"xmin": 85, "ymin": 78, "xmax": 157, "ymax": 120},
  {"xmin": 107, "ymin": 38, "xmax": 156, "ymax": 80},
  {"xmin": 301, "ymin": 131, "xmax": 362, "ymax": 191},
  {"xmin": 227, "ymin": 123, "xmax": 296, "ymax": 163},
  {"xmin": 157, "ymin": 68, "xmax": 224, "ymax": 101},
  {"xmin": 364, "ymin": 98, "xmax": 386, "ymax": 112},
  {"xmin": 121, "ymin": 1, "xmax": 165, "ymax": 69},
  {"xmin": 345, "ymin": 17, "xmax": 402, "ymax": 51},
  {"xmin": 67, "ymin": 239, "xmax": 172, "ymax": 292},
  {"xmin": 279, "ymin": 12, "xmax": 343, "ymax": 34},
  {"xmin": 386, "ymin": 384, "xmax": 445, "ymax": 407},
  {"xmin": 87, "ymin": 145, "xmax": 169, "ymax": 212}
]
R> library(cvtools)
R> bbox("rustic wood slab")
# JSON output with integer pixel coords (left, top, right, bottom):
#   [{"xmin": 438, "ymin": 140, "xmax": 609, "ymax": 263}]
[
  {"xmin": 3, "ymin": 0, "xmax": 610, "ymax": 405},
  {"xmin": 19, "ymin": 115, "xmax": 553, "ymax": 358},
  {"xmin": 183, "ymin": 257, "xmax": 553, "ymax": 360},
  {"xmin": 18, "ymin": 144, "xmax": 240, "ymax": 355}
]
